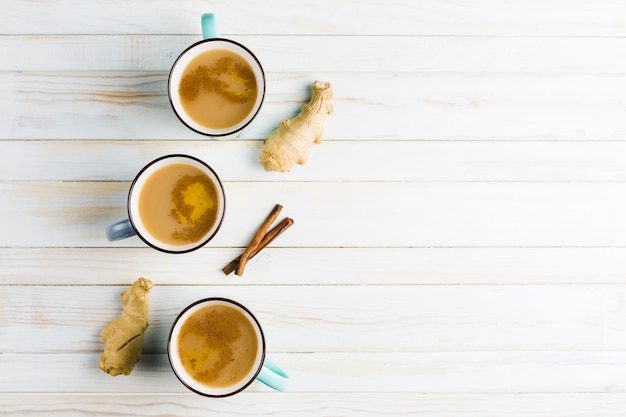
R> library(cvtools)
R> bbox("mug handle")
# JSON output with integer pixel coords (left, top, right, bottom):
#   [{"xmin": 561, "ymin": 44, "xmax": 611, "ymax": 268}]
[
  {"xmin": 256, "ymin": 358, "xmax": 289, "ymax": 391},
  {"xmin": 201, "ymin": 13, "xmax": 219, "ymax": 39},
  {"xmin": 106, "ymin": 219, "xmax": 137, "ymax": 241}
]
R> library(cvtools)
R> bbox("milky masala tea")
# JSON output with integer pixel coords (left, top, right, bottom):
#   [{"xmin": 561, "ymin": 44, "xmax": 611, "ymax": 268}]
[
  {"xmin": 168, "ymin": 295, "xmax": 289, "ymax": 396},
  {"xmin": 178, "ymin": 48, "xmax": 257, "ymax": 130},
  {"xmin": 176, "ymin": 303, "xmax": 259, "ymax": 389},
  {"xmin": 137, "ymin": 163, "xmax": 219, "ymax": 246}
]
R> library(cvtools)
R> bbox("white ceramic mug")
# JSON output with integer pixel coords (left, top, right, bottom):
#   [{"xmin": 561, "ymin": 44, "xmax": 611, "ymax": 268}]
[
  {"xmin": 168, "ymin": 298, "xmax": 289, "ymax": 397},
  {"xmin": 105, "ymin": 154, "xmax": 226, "ymax": 253},
  {"xmin": 168, "ymin": 14, "xmax": 266, "ymax": 139}
]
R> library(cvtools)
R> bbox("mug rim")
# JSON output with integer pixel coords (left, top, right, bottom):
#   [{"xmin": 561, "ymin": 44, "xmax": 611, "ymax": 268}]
[
  {"xmin": 126, "ymin": 154, "xmax": 226, "ymax": 254},
  {"xmin": 167, "ymin": 297, "xmax": 267, "ymax": 397},
  {"xmin": 167, "ymin": 38, "xmax": 266, "ymax": 137}
]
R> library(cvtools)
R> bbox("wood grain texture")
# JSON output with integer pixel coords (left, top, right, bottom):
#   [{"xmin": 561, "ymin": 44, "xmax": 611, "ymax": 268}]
[
  {"xmin": 7, "ymin": 35, "xmax": 626, "ymax": 72},
  {"xmin": 4, "ymin": 0, "xmax": 626, "ymax": 36},
  {"xmin": 2, "ymin": 352, "xmax": 626, "ymax": 393},
  {"xmin": 2, "ymin": 0, "xmax": 626, "ymax": 415},
  {"xmin": 3, "ymin": 140, "xmax": 626, "ymax": 181},
  {"xmin": 4, "ymin": 247, "xmax": 626, "ymax": 285},
  {"xmin": 1, "ymin": 181, "xmax": 625, "ymax": 247},
  {"xmin": 3, "ymin": 285, "xmax": 625, "ymax": 354},
  {"xmin": 4, "ymin": 71, "xmax": 626, "ymax": 140},
  {"xmin": 2, "ymin": 393, "xmax": 626, "ymax": 417}
]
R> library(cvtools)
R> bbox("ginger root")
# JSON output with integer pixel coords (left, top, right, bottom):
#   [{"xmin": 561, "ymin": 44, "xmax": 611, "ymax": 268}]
[
  {"xmin": 99, "ymin": 277, "xmax": 153, "ymax": 376},
  {"xmin": 259, "ymin": 80, "xmax": 333, "ymax": 172}
]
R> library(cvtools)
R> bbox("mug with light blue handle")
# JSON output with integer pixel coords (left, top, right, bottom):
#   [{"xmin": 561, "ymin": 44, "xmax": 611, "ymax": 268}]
[
  {"xmin": 168, "ymin": 298, "xmax": 289, "ymax": 396},
  {"xmin": 167, "ymin": 13, "xmax": 266, "ymax": 139},
  {"xmin": 105, "ymin": 154, "xmax": 226, "ymax": 254}
]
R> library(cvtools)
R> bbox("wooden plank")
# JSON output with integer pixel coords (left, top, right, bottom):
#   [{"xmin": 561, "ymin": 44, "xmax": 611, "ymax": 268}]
[
  {"xmin": 1, "ymin": 393, "xmax": 625, "ymax": 417},
  {"xmin": 1, "ymin": 285, "xmax": 625, "ymax": 353},
  {"xmin": 2, "ymin": 351, "xmax": 626, "ymax": 393},
  {"xmin": 4, "ymin": 72, "xmax": 626, "ymax": 141},
  {"xmin": 3, "ymin": 247, "xmax": 626, "ymax": 286},
  {"xmin": 6, "ymin": 0, "xmax": 626, "ymax": 413},
  {"xmin": 2, "ymin": 140, "xmax": 626, "ymax": 182},
  {"xmin": 5, "ymin": 35, "xmax": 626, "ymax": 73},
  {"xmin": 4, "ymin": 0, "xmax": 626, "ymax": 36},
  {"xmin": 0, "ymin": 181, "xmax": 625, "ymax": 247}
]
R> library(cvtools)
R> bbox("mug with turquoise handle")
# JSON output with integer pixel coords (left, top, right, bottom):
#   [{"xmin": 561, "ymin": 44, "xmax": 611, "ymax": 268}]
[
  {"xmin": 168, "ymin": 13, "xmax": 266, "ymax": 139},
  {"xmin": 167, "ymin": 298, "xmax": 289, "ymax": 396}
]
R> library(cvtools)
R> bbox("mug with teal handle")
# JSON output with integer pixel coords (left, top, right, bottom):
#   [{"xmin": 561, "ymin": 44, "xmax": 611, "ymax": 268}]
[
  {"xmin": 168, "ymin": 13, "xmax": 266, "ymax": 139},
  {"xmin": 168, "ymin": 298, "xmax": 289, "ymax": 396}
]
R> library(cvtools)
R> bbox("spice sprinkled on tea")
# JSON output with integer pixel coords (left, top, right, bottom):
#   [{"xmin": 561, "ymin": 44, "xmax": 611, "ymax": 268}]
[
  {"xmin": 179, "ymin": 56, "xmax": 256, "ymax": 105},
  {"xmin": 170, "ymin": 173, "xmax": 219, "ymax": 243},
  {"xmin": 177, "ymin": 307, "xmax": 242, "ymax": 384}
]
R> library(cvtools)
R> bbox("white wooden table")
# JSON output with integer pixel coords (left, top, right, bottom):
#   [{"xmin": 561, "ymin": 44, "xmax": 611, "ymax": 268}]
[{"xmin": 2, "ymin": 1, "xmax": 626, "ymax": 415}]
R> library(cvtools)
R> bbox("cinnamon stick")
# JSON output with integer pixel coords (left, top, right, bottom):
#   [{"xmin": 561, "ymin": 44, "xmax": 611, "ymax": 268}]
[
  {"xmin": 235, "ymin": 204, "xmax": 283, "ymax": 276},
  {"xmin": 222, "ymin": 217, "xmax": 293, "ymax": 275}
]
